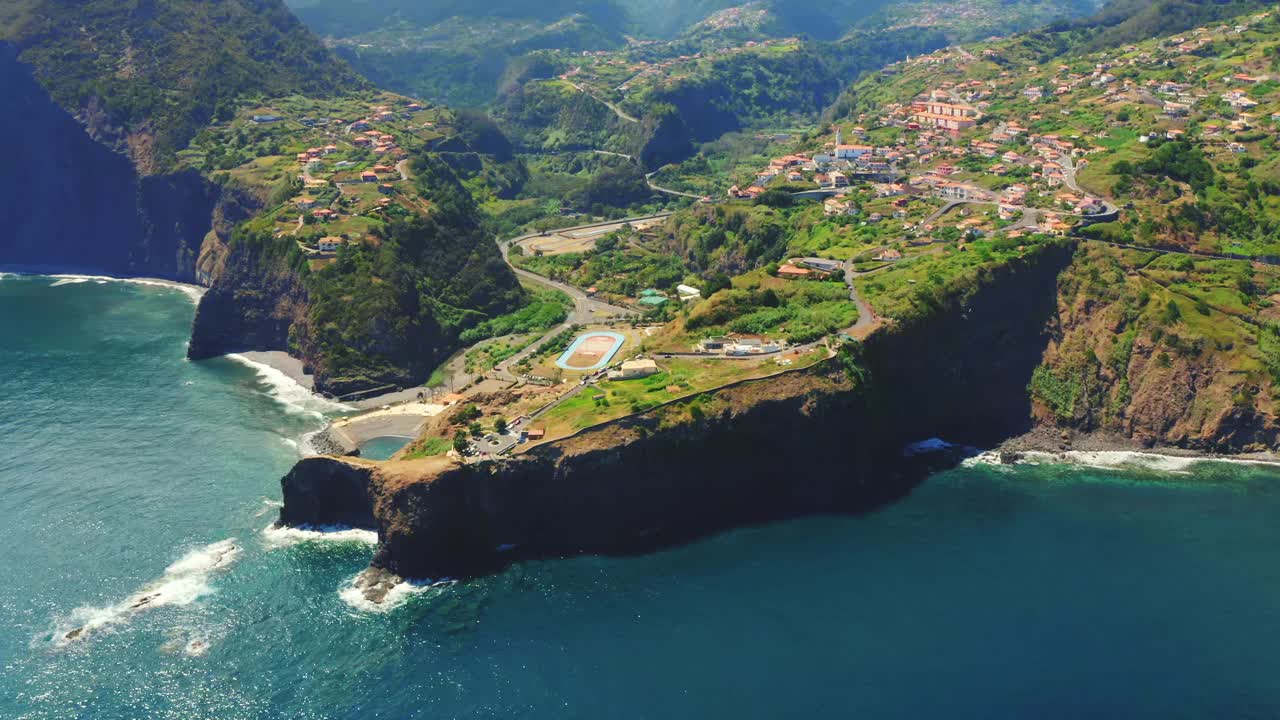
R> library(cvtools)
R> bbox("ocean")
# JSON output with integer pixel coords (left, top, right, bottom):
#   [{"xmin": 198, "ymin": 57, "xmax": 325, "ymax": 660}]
[{"xmin": 3, "ymin": 272, "xmax": 1280, "ymax": 719}]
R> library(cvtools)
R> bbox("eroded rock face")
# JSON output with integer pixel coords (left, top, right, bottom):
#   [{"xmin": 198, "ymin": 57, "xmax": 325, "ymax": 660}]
[
  {"xmin": 1032, "ymin": 244, "xmax": 1280, "ymax": 452},
  {"xmin": 187, "ymin": 247, "xmax": 310, "ymax": 361},
  {"xmin": 278, "ymin": 457, "xmax": 379, "ymax": 529},
  {"xmin": 0, "ymin": 45, "xmax": 218, "ymax": 281},
  {"xmin": 280, "ymin": 244, "xmax": 1075, "ymax": 579}
]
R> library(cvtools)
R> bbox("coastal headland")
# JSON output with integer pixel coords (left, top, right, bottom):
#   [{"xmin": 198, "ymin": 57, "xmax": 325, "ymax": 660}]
[{"xmin": 279, "ymin": 241, "xmax": 1076, "ymax": 593}]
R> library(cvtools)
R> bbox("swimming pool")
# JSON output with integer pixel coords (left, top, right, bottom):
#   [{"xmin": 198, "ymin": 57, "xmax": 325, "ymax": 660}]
[
  {"xmin": 555, "ymin": 331, "xmax": 626, "ymax": 371},
  {"xmin": 357, "ymin": 435, "xmax": 413, "ymax": 460}
]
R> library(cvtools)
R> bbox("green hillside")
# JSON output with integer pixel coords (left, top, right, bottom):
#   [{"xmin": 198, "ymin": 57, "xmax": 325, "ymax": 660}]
[
  {"xmin": 3, "ymin": 0, "xmax": 366, "ymax": 170},
  {"xmin": 1046, "ymin": 0, "xmax": 1275, "ymax": 52}
]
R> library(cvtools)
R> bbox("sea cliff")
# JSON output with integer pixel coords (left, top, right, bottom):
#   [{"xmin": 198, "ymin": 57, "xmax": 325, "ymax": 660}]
[
  {"xmin": 0, "ymin": 45, "xmax": 223, "ymax": 282},
  {"xmin": 279, "ymin": 242, "xmax": 1075, "ymax": 581}
]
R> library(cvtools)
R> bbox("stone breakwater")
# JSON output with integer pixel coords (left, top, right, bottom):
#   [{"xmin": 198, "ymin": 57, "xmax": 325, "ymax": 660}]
[{"xmin": 308, "ymin": 426, "xmax": 357, "ymax": 456}]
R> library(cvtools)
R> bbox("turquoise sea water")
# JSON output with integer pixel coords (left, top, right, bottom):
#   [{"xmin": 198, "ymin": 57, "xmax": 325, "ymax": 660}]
[{"xmin": 4, "ymin": 273, "xmax": 1280, "ymax": 719}]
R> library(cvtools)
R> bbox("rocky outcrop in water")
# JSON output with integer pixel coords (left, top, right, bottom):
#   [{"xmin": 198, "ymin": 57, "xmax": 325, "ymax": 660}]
[{"xmin": 278, "ymin": 457, "xmax": 379, "ymax": 529}]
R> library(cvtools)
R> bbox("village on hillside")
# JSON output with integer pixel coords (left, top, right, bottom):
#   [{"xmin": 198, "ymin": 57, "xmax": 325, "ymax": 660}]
[
  {"xmin": 179, "ymin": 92, "xmax": 448, "ymax": 271},
  {"xmin": 305, "ymin": 8, "xmax": 1280, "ymax": 466},
  {"xmin": 728, "ymin": 8, "xmax": 1280, "ymax": 265}
]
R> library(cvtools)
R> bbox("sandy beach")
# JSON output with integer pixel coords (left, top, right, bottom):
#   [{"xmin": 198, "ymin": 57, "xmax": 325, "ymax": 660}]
[
  {"xmin": 234, "ymin": 349, "xmax": 446, "ymax": 409},
  {"xmin": 236, "ymin": 351, "xmax": 316, "ymax": 391}
]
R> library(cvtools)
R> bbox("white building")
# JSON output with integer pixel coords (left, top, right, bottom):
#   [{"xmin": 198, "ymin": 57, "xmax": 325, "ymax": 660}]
[{"xmin": 609, "ymin": 359, "xmax": 659, "ymax": 380}]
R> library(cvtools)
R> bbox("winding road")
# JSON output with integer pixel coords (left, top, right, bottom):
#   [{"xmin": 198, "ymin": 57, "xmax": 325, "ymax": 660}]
[
  {"xmin": 565, "ymin": 81, "xmax": 638, "ymax": 124},
  {"xmin": 489, "ymin": 221, "xmax": 650, "ymax": 382},
  {"xmin": 645, "ymin": 171, "xmax": 707, "ymax": 200}
]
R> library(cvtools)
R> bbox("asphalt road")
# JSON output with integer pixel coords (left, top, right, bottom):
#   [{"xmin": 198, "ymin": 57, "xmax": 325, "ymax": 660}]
[
  {"xmin": 489, "ymin": 220, "xmax": 655, "ymax": 382},
  {"xmin": 645, "ymin": 171, "xmax": 706, "ymax": 200}
]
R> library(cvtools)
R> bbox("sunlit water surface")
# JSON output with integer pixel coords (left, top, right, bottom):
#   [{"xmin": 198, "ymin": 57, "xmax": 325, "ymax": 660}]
[{"xmin": 2, "ymin": 272, "xmax": 1280, "ymax": 719}]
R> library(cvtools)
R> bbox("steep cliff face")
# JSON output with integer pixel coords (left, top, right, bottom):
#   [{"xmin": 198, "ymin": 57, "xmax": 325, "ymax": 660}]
[
  {"xmin": 1028, "ymin": 242, "xmax": 1280, "ymax": 451},
  {"xmin": 278, "ymin": 457, "xmax": 380, "ymax": 529},
  {"xmin": 1, "ymin": 0, "xmax": 364, "ymax": 279},
  {"xmin": 279, "ymin": 242, "xmax": 1075, "ymax": 578},
  {"xmin": 187, "ymin": 248, "xmax": 310, "ymax": 361},
  {"xmin": 0, "ymin": 45, "xmax": 218, "ymax": 281}
]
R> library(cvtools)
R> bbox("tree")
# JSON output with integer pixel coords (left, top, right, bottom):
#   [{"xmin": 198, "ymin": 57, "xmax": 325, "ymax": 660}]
[
  {"xmin": 455, "ymin": 404, "xmax": 482, "ymax": 424},
  {"xmin": 453, "ymin": 433, "xmax": 470, "ymax": 455},
  {"xmin": 469, "ymin": 421, "xmax": 484, "ymax": 437},
  {"xmin": 704, "ymin": 272, "xmax": 732, "ymax": 296},
  {"xmin": 494, "ymin": 417, "xmax": 508, "ymax": 434}
]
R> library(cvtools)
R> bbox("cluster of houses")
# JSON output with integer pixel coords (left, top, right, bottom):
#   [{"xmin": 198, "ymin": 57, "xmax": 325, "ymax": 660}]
[
  {"xmin": 296, "ymin": 144, "xmax": 338, "ymax": 164},
  {"xmin": 713, "ymin": 9, "xmax": 1278, "ymax": 262},
  {"xmin": 728, "ymin": 127, "xmax": 900, "ymax": 198},
  {"xmin": 599, "ymin": 36, "xmax": 796, "ymax": 93}
]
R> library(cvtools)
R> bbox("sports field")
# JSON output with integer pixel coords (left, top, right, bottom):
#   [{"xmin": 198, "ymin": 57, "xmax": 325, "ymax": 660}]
[{"xmin": 555, "ymin": 331, "xmax": 626, "ymax": 371}]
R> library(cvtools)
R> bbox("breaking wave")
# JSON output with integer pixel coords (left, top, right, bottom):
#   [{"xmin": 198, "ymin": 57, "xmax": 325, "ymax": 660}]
[
  {"xmin": 44, "ymin": 274, "xmax": 205, "ymax": 302},
  {"xmin": 261, "ymin": 523, "xmax": 378, "ymax": 549},
  {"xmin": 225, "ymin": 353, "xmax": 351, "ymax": 419},
  {"xmin": 964, "ymin": 449, "xmax": 1280, "ymax": 475},
  {"xmin": 338, "ymin": 574, "xmax": 452, "ymax": 614},
  {"xmin": 42, "ymin": 539, "xmax": 240, "ymax": 647}
]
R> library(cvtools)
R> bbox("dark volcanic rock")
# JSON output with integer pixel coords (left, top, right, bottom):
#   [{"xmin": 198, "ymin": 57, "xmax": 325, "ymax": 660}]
[
  {"xmin": 0, "ymin": 44, "xmax": 218, "ymax": 281},
  {"xmin": 277, "ymin": 457, "xmax": 379, "ymax": 530},
  {"xmin": 187, "ymin": 247, "xmax": 309, "ymax": 360},
  {"xmin": 279, "ymin": 243, "xmax": 1076, "ymax": 579}
]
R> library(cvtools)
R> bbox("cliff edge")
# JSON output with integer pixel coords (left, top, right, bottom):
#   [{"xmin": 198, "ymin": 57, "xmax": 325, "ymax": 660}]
[{"xmin": 280, "ymin": 242, "xmax": 1075, "ymax": 582}]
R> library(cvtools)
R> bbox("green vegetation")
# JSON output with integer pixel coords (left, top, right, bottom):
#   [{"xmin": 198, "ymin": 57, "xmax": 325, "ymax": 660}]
[
  {"xmin": 7, "ymin": 0, "xmax": 366, "ymax": 168},
  {"xmin": 297, "ymin": 155, "xmax": 525, "ymax": 393},
  {"xmin": 1040, "ymin": 0, "xmax": 1274, "ymax": 54},
  {"xmin": 537, "ymin": 349, "xmax": 828, "ymax": 434},
  {"xmin": 512, "ymin": 227, "xmax": 686, "ymax": 299},
  {"xmin": 402, "ymin": 436, "xmax": 453, "ymax": 459},
  {"xmin": 686, "ymin": 273, "xmax": 858, "ymax": 343},
  {"xmin": 1024, "ymin": 241, "xmax": 1280, "ymax": 434},
  {"xmin": 857, "ymin": 236, "xmax": 1068, "ymax": 323},
  {"xmin": 459, "ymin": 287, "xmax": 572, "ymax": 344},
  {"xmin": 465, "ymin": 337, "xmax": 534, "ymax": 374}
]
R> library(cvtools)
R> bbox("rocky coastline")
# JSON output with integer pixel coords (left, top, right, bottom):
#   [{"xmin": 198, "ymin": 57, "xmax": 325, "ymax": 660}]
[
  {"xmin": 308, "ymin": 427, "xmax": 358, "ymax": 457},
  {"xmin": 995, "ymin": 425, "xmax": 1280, "ymax": 466},
  {"xmin": 277, "ymin": 242, "xmax": 1080, "ymax": 599}
]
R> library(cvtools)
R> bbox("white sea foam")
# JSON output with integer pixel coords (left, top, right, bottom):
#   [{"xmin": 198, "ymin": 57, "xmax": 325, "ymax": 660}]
[
  {"xmin": 253, "ymin": 497, "xmax": 285, "ymax": 518},
  {"xmin": 225, "ymin": 353, "xmax": 351, "ymax": 418},
  {"xmin": 963, "ymin": 449, "xmax": 1280, "ymax": 474},
  {"xmin": 121, "ymin": 277, "xmax": 205, "ymax": 302},
  {"xmin": 184, "ymin": 637, "xmax": 212, "ymax": 657},
  {"xmin": 261, "ymin": 523, "xmax": 378, "ymax": 549},
  {"xmin": 298, "ymin": 430, "xmax": 322, "ymax": 457},
  {"xmin": 45, "ymin": 539, "xmax": 240, "ymax": 647},
  {"xmin": 42, "ymin": 273, "xmax": 205, "ymax": 302},
  {"xmin": 338, "ymin": 574, "xmax": 452, "ymax": 613},
  {"xmin": 158, "ymin": 626, "xmax": 222, "ymax": 658}
]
